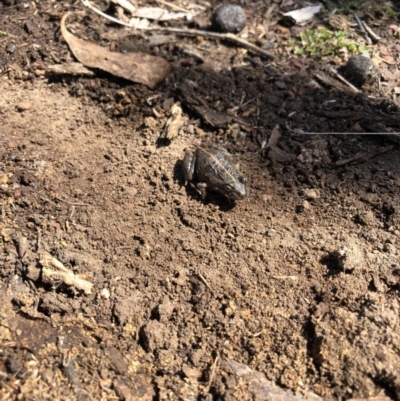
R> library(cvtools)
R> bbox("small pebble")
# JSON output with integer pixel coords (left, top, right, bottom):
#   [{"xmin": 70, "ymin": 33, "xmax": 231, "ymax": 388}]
[
  {"xmin": 303, "ymin": 188, "xmax": 320, "ymax": 200},
  {"xmin": 100, "ymin": 288, "xmax": 110, "ymax": 299},
  {"xmin": 343, "ymin": 55, "xmax": 379, "ymax": 87},
  {"xmin": 17, "ymin": 237, "xmax": 29, "ymax": 258},
  {"xmin": 6, "ymin": 43, "xmax": 15, "ymax": 54},
  {"xmin": 212, "ymin": 4, "xmax": 247, "ymax": 33},
  {"xmin": 34, "ymin": 69, "xmax": 45, "ymax": 77},
  {"xmin": 16, "ymin": 102, "xmax": 32, "ymax": 112}
]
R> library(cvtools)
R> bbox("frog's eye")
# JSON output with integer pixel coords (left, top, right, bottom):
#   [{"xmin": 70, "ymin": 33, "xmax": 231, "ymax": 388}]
[
  {"xmin": 224, "ymin": 183, "xmax": 235, "ymax": 192},
  {"xmin": 239, "ymin": 176, "xmax": 247, "ymax": 184}
]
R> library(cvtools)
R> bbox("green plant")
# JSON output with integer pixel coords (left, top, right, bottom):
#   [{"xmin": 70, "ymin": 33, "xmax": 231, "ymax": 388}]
[
  {"xmin": 289, "ymin": 27, "xmax": 368, "ymax": 57},
  {"xmin": 385, "ymin": 7, "xmax": 397, "ymax": 17}
]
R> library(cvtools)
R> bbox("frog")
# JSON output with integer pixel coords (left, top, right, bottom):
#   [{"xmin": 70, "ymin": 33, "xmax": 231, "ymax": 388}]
[{"xmin": 182, "ymin": 144, "xmax": 247, "ymax": 200}]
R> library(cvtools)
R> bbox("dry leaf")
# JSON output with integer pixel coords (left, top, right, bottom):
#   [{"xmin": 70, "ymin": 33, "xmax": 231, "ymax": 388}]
[
  {"xmin": 161, "ymin": 102, "xmax": 183, "ymax": 140},
  {"xmin": 283, "ymin": 5, "xmax": 322, "ymax": 25},
  {"xmin": 60, "ymin": 13, "xmax": 171, "ymax": 89}
]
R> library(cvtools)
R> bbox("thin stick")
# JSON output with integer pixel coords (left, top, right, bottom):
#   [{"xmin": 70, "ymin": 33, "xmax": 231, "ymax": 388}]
[
  {"xmin": 81, "ymin": 0, "xmax": 274, "ymax": 59},
  {"xmin": 149, "ymin": 28, "xmax": 273, "ymax": 59},
  {"xmin": 353, "ymin": 12, "xmax": 371, "ymax": 44},
  {"xmin": 36, "ymin": 227, "xmax": 41, "ymax": 251},
  {"xmin": 362, "ymin": 21, "xmax": 381, "ymax": 43},
  {"xmin": 198, "ymin": 272, "xmax": 213, "ymax": 293},
  {"xmin": 330, "ymin": 69, "xmax": 361, "ymax": 93},
  {"xmin": 55, "ymin": 196, "xmax": 91, "ymax": 206},
  {"xmin": 206, "ymin": 354, "xmax": 219, "ymax": 392}
]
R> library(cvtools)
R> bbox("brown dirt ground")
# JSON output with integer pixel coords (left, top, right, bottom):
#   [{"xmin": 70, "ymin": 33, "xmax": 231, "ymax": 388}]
[{"xmin": 1, "ymin": 0, "xmax": 400, "ymax": 400}]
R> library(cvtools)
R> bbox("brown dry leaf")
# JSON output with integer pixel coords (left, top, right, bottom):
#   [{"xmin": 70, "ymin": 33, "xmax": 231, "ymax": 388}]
[
  {"xmin": 161, "ymin": 102, "xmax": 183, "ymax": 140},
  {"xmin": 60, "ymin": 13, "xmax": 171, "ymax": 89}
]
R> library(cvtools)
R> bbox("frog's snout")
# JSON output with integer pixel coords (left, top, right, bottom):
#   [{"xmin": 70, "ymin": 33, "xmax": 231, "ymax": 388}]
[{"xmin": 229, "ymin": 181, "xmax": 247, "ymax": 200}]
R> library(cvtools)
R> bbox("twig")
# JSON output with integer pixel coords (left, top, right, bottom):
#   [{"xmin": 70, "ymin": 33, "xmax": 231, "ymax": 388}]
[
  {"xmin": 81, "ymin": 0, "xmax": 274, "ymax": 59},
  {"xmin": 353, "ymin": 12, "xmax": 372, "ymax": 44},
  {"xmin": 330, "ymin": 68, "xmax": 361, "ymax": 93},
  {"xmin": 206, "ymin": 354, "xmax": 219, "ymax": 393},
  {"xmin": 362, "ymin": 21, "xmax": 381, "ymax": 43},
  {"xmin": 39, "ymin": 251, "xmax": 94, "ymax": 294},
  {"xmin": 270, "ymin": 275, "xmax": 298, "ymax": 280},
  {"xmin": 334, "ymin": 145, "xmax": 393, "ymax": 166},
  {"xmin": 198, "ymin": 272, "xmax": 213, "ymax": 294},
  {"xmin": 55, "ymin": 196, "xmax": 91, "ymax": 206},
  {"xmin": 36, "ymin": 227, "xmax": 41, "ymax": 251},
  {"xmin": 148, "ymin": 28, "xmax": 274, "ymax": 59}
]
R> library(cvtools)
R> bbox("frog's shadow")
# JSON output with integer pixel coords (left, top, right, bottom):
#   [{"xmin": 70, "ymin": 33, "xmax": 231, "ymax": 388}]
[{"xmin": 173, "ymin": 160, "xmax": 237, "ymax": 212}]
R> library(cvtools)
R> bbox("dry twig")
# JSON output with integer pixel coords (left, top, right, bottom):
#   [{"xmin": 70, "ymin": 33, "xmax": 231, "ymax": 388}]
[
  {"xmin": 39, "ymin": 251, "xmax": 93, "ymax": 294},
  {"xmin": 334, "ymin": 145, "xmax": 393, "ymax": 166},
  {"xmin": 81, "ymin": 0, "xmax": 274, "ymax": 59},
  {"xmin": 362, "ymin": 21, "xmax": 381, "ymax": 43},
  {"xmin": 206, "ymin": 354, "xmax": 219, "ymax": 393},
  {"xmin": 198, "ymin": 272, "xmax": 213, "ymax": 294},
  {"xmin": 330, "ymin": 68, "xmax": 361, "ymax": 93},
  {"xmin": 353, "ymin": 12, "xmax": 372, "ymax": 44}
]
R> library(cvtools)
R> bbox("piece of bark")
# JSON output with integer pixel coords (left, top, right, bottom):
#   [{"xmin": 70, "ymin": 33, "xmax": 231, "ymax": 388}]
[
  {"xmin": 177, "ymin": 82, "xmax": 231, "ymax": 128},
  {"xmin": 60, "ymin": 13, "xmax": 170, "ymax": 88}
]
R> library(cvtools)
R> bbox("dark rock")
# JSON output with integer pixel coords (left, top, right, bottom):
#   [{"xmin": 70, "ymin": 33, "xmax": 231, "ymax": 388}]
[
  {"xmin": 212, "ymin": 4, "xmax": 246, "ymax": 33},
  {"xmin": 343, "ymin": 55, "xmax": 379, "ymax": 88}
]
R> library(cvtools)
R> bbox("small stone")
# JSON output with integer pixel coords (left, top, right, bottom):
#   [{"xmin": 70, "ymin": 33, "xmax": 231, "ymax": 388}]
[
  {"xmin": 212, "ymin": 4, "xmax": 247, "ymax": 33},
  {"xmin": 100, "ymin": 288, "xmax": 110, "ymax": 299},
  {"xmin": 182, "ymin": 364, "xmax": 202, "ymax": 379},
  {"xmin": 343, "ymin": 55, "xmax": 379, "ymax": 88},
  {"xmin": 16, "ymin": 102, "xmax": 32, "ymax": 112},
  {"xmin": 7, "ymin": 141, "xmax": 16, "ymax": 148},
  {"xmin": 383, "ymin": 243, "xmax": 396, "ymax": 254},
  {"xmin": 41, "ymin": 368, "xmax": 54, "ymax": 384},
  {"xmin": 0, "ymin": 173, "xmax": 9, "ymax": 184},
  {"xmin": 332, "ymin": 244, "xmax": 365, "ymax": 272},
  {"xmin": 6, "ymin": 42, "xmax": 16, "ymax": 54},
  {"xmin": 295, "ymin": 204, "xmax": 305, "ymax": 213},
  {"xmin": 389, "ymin": 24, "xmax": 399, "ymax": 32},
  {"xmin": 34, "ymin": 69, "xmax": 45, "ymax": 77},
  {"xmin": 355, "ymin": 210, "xmax": 375, "ymax": 226},
  {"xmin": 16, "ymin": 237, "xmax": 29, "ymax": 258},
  {"xmin": 303, "ymin": 188, "xmax": 320, "ymax": 200}
]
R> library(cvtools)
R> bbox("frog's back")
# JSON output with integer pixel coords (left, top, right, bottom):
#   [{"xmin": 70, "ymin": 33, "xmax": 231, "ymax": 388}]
[{"xmin": 198, "ymin": 145, "xmax": 241, "ymax": 183}]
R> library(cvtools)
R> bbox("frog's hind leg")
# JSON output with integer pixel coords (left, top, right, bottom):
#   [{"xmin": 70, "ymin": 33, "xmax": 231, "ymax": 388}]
[{"xmin": 182, "ymin": 150, "xmax": 196, "ymax": 182}]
